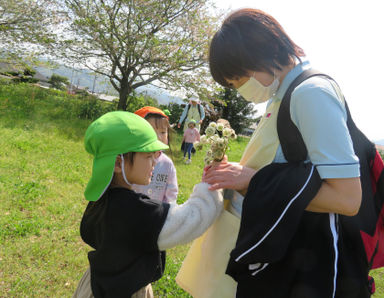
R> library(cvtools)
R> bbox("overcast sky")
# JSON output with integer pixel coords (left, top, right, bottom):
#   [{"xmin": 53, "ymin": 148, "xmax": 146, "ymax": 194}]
[{"xmin": 214, "ymin": 0, "xmax": 384, "ymax": 141}]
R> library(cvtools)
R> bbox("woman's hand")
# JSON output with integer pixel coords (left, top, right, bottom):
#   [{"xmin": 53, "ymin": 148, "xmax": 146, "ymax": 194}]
[{"xmin": 202, "ymin": 156, "xmax": 257, "ymax": 196}]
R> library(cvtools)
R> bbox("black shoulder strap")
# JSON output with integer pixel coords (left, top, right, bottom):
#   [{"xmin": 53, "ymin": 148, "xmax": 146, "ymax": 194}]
[{"xmin": 277, "ymin": 69, "xmax": 334, "ymax": 162}]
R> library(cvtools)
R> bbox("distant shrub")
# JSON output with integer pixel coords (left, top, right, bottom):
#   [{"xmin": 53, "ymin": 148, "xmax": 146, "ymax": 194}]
[
  {"xmin": 48, "ymin": 74, "xmax": 69, "ymax": 91},
  {"xmin": 74, "ymin": 88, "xmax": 89, "ymax": 97},
  {"xmin": 12, "ymin": 76, "xmax": 39, "ymax": 84},
  {"xmin": 125, "ymin": 92, "xmax": 159, "ymax": 112},
  {"xmin": 76, "ymin": 95, "xmax": 116, "ymax": 120},
  {"xmin": 7, "ymin": 66, "xmax": 39, "ymax": 84}
]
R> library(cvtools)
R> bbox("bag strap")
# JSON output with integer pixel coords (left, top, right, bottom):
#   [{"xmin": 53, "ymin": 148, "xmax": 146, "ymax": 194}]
[
  {"xmin": 277, "ymin": 69, "xmax": 334, "ymax": 162},
  {"xmin": 277, "ymin": 68, "xmax": 384, "ymax": 277}
]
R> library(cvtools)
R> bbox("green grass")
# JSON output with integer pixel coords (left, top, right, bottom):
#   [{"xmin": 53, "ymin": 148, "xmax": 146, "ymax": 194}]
[
  {"xmin": 0, "ymin": 82, "xmax": 250, "ymax": 297},
  {"xmin": 1, "ymin": 82, "xmax": 384, "ymax": 297}
]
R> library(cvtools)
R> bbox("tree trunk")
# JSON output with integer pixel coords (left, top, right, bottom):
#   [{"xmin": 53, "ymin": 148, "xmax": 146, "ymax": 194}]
[{"xmin": 117, "ymin": 80, "xmax": 130, "ymax": 110}]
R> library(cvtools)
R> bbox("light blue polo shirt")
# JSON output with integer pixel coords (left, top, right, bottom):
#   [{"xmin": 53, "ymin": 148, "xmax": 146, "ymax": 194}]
[
  {"xmin": 273, "ymin": 59, "xmax": 360, "ymax": 178},
  {"xmin": 230, "ymin": 59, "xmax": 360, "ymax": 216}
]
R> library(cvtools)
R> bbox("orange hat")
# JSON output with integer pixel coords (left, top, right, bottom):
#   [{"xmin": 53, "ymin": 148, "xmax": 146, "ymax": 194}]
[{"xmin": 134, "ymin": 106, "xmax": 169, "ymax": 119}]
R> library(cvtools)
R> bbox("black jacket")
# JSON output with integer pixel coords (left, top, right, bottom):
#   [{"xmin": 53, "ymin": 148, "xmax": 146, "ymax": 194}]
[
  {"xmin": 226, "ymin": 162, "xmax": 344, "ymax": 298},
  {"xmin": 81, "ymin": 188, "xmax": 170, "ymax": 298}
]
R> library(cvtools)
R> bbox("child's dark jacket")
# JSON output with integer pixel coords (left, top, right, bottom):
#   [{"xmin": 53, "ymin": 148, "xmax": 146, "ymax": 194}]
[
  {"xmin": 80, "ymin": 187, "xmax": 170, "ymax": 298},
  {"xmin": 226, "ymin": 162, "xmax": 343, "ymax": 298}
]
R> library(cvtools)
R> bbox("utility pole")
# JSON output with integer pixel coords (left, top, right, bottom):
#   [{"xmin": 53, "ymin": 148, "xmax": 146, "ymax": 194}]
[
  {"xmin": 69, "ymin": 63, "xmax": 75, "ymax": 93},
  {"xmin": 92, "ymin": 75, "xmax": 97, "ymax": 94}
]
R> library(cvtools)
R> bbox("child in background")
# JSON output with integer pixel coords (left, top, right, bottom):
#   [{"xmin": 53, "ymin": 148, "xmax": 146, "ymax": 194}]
[
  {"xmin": 73, "ymin": 111, "xmax": 222, "ymax": 298},
  {"xmin": 133, "ymin": 106, "xmax": 177, "ymax": 203},
  {"xmin": 163, "ymin": 109, "xmax": 171, "ymax": 117},
  {"xmin": 182, "ymin": 119, "xmax": 200, "ymax": 164}
]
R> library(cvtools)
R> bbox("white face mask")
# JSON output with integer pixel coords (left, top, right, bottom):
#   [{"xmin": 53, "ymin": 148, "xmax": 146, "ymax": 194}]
[{"xmin": 237, "ymin": 75, "xmax": 279, "ymax": 104}]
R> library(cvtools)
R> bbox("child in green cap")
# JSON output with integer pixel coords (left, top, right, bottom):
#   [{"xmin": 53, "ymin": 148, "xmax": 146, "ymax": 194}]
[{"xmin": 73, "ymin": 111, "xmax": 223, "ymax": 298}]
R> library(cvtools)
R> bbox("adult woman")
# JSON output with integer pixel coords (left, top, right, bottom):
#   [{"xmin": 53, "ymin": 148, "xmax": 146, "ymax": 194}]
[{"xmin": 201, "ymin": 8, "xmax": 365, "ymax": 298}]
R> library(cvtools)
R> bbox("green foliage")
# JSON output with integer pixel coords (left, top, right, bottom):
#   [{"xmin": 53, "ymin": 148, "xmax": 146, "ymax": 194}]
[
  {"xmin": 74, "ymin": 88, "xmax": 89, "ymax": 97},
  {"xmin": 12, "ymin": 76, "xmax": 39, "ymax": 84},
  {"xmin": 60, "ymin": 0, "xmax": 222, "ymax": 110},
  {"xmin": 0, "ymin": 0, "xmax": 60, "ymax": 60},
  {"xmin": 77, "ymin": 96, "xmax": 117, "ymax": 120},
  {"xmin": 2, "ymin": 83, "xmax": 384, "ymax": 297},
  {"xmin": 159, "ymin": 102, "xmax": 184, "ymax": 126},
  {"xmin": 379, "ymin": 149, "xmax": 384, "ymax": 160},
  {"xmin": 212, "ymin": 88, "xmax": 261, "ymax": 134},
  {"xmin": 125, "ymin": 92, "xmax": 159, "ymax": 113},
  {"xmin": 48, "ymin": 74, "xmax": 70, "ymax": 90},
  {"xmin": 1, "ymin": 64, "xmax": 38, "ymax": 83},
  {"xmin": 0, "ymin": 77, "xmax": 12, "ymax": 84},
  {"xmin": 0, "ymin": 81, "xmax": 118, "ymax": 123},
  {"xmin": 23, "ymin": 66, "xmax": 36, "ymax": 77}
]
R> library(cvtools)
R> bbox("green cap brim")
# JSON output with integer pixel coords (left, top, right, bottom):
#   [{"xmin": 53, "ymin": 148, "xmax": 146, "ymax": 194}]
[
  {"xmin": 137, "ymin": 139, "xmax": 169, "ymax": 152},
  {"xmin": 84, "ymin": 154, "xmax": 116, "ymax": 201}
]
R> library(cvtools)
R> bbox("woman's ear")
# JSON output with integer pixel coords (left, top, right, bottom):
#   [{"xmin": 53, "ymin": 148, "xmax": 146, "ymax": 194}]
[{"xmin": 114, "ymin": 155, "xmax": 123, "ymax": 174}]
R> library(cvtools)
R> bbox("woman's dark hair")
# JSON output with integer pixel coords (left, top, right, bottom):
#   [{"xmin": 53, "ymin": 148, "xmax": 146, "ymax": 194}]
[{"xmin": 209, "ymin": 8, "xmax": 305, "ymax": 87}]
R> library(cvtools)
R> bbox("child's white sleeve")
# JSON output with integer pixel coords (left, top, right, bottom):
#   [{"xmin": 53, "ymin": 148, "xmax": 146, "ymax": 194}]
[{"xmin": 157, "ymin": 182, "xmax": 223, "ymax": 250}]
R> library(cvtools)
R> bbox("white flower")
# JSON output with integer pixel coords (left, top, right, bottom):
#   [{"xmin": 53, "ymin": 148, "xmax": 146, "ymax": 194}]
[
  {"xmin": 213, "ymin": 149, "xmax": 224, "ymax": 160},
  {"xmin": 197, "ymin": 119, "xmax": 235, "ymax": 166},
  {"xmin": 210, "ymin": 135, "xmax": 219, "ymax": 142},
  {"xmin": 216, "ymin": 123, "xmax": 224, "ymax": 131},
  {"xmin": 209, "ymin": 122, "xmax": 217, "ymax": 128},
  {"xmin": 194, "ymin": 141, "xmax": 203, "ymax": 150},
  {"xmin": 227, "ymin": 129, "xmax": 237, "ymax": 139},
  {"xmin": 205, "ymin": 126, "xmax": 215, "ymax": 137},
  {"xmin": 216, "ymin": 138, "xmax": 226, "ymax": 149},
  {"xmin": 204, "ymin": 156, "xmax": 213, "ymax": 165},
  {"xmin": 200, "ymin": 135, "xmax": 208, "ymax": 144},
  {"xmin": 223, "ymin": 127, "xmax": 232, "ymax": 137}
]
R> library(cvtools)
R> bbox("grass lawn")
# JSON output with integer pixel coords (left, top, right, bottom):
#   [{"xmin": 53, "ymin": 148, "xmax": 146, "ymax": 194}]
[{"xmin": 1, "ymin": 82, "xmax": 384, "ymax": 297}]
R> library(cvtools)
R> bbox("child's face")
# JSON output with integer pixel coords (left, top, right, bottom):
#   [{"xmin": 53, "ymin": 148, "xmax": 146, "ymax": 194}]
[
  {"xmin": 125, "ymin": 152, "xmax": 158, "ymax": 185},
  {"xmin": 188, "ymin": 123, "xmax": 195, "ymax": 129},
  {"xmin": 147, "ymin": 118, "xmax": 168, "ymax": 145}
]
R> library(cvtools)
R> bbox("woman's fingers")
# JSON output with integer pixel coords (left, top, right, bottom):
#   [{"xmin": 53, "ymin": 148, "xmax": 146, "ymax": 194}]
[
  {"xmin": 203, "ymin": 167, "xmax": 238, "ymax": 188},
  {"xmin": 208, "ymin": 183, "xmax": 222, "ymax": 191},
  {"xmin": 203, "ymin": 163, "xmax": 257, "ymax": 194},
  {"xmin": 210, "ymin": 156, "xmax": 228, "ymax": 168}
]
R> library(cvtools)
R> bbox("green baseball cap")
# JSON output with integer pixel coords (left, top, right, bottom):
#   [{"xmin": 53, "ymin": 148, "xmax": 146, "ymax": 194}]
[
  {"xmin": 84, "ymin": 111, "xmax": 169, "ymax": 201},
  {"xmin": 163, "ymin": 109, "xmax": 171, "ymax": 116}
]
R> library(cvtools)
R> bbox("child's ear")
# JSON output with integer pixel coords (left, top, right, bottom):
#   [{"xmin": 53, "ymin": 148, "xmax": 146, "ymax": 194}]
[{"xmin": 114, "ymin": 155, "xmax": 123, "ymax": 174}]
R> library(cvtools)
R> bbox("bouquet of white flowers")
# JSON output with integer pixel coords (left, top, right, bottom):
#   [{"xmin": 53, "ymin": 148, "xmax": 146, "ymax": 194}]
[{"xmin": 194, "ymin": 121, "xmax": 237, "ymax": 166}]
